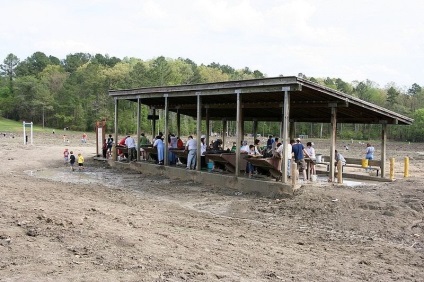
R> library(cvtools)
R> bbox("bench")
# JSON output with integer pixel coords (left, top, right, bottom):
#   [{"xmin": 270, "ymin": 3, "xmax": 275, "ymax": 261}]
[
  {"xmin": 343, "ymin": 158, "xmax": 382, "ymax": 176},
  {"xmin": 314, "ymin": 156, "xmax": 382, "ymax": 176}
]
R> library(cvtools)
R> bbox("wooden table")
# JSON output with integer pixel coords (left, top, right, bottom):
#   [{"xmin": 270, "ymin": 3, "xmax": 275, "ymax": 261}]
[
  {"xmin": 143, "ymin": 147, "xmax": 158, "ymax": 162},
  {"xmin": 245, "ymin": 156, "xmax": 282, "ymax": 180},
  {"xmin": 204, "ymin": 152, "xmax": 248, "ymax": 173}
]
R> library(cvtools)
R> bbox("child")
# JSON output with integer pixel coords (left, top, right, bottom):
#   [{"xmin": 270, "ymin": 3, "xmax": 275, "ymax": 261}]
[
  {"xmin": 77, "ymin": 153, "xmax": 84, "ymax": 171},
  {"xmin": 102, "ymin": 139, "xmax": 108, "ymax": 158},
  {"xmin": 63, "ymin": 148, "xmax": 69, "ymax": 164},
  {"xmin": 69, "ymin": 151, "xmax": 76, "ymax": 171}
]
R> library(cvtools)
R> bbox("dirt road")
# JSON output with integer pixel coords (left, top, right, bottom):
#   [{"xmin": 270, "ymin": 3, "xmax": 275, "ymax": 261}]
[{"xmin": 1, "ymin": 133, "xmax": 423, "ymax": 281}]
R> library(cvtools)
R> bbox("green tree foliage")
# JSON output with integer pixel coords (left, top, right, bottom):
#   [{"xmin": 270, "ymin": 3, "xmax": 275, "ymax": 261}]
[
  {"xmin": 15, "ymin": 52, "xmax": 55, "ymax": 77},
  {"xmin": 0, "ymin": 52, "xmax": 422, "ymax": 141},
  {"xmin": 62, "ymin": 53, "xmax": 91, "ymax": 73},
  {"xmin": 1, "ymin": 53, "xmax": 19, "ymax": 82},
  {"xmin": 407, "ymin": 109, "xmax": 424, "ymax": 142},
  {"xmin": 386, "ymin": 86, "xmax": 399, "ymax": 105}
]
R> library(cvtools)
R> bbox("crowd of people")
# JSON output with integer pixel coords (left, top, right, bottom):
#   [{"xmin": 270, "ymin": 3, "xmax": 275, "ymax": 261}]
[{"xmin": 99, "ymin": 132, "xmax": 376, "ymax": 182}]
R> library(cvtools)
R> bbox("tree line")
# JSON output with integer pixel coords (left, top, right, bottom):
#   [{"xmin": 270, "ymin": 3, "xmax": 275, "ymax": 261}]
[{"xmin": 1, "ymin": 52, "xmax": 423, "ymax": 141}]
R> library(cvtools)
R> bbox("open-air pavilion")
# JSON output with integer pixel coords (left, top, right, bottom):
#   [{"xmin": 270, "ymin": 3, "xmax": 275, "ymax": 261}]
[{"xmin": 108, "ymin": 76, "xmax": 413, "ymax": 192}]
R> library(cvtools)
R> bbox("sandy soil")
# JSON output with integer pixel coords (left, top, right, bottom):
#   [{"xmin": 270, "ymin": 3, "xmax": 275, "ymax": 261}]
[{"xmin": 0, "ymin": 132, "xmax": 423, "ymax": 281}]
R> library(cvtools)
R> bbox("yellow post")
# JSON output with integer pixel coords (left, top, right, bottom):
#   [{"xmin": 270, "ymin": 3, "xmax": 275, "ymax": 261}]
[
  {"xmin": 389, "ymin": 157, "xmax": 395, "ymax": 180},
  {"xmin": 404, "ymin": 157, "xmax": 409, "ymax": 178},
  {"xmin": 337, "ymin": 161, "xmax": 343, "ymax": 184}
]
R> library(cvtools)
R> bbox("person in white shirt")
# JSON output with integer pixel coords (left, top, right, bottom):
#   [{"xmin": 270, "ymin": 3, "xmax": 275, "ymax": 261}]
[
  {"xmin": 153, "ymin": 135, "xmax": 164, "ymax": 165},
  {"xmin": 240, "ymin": 140, "xmax": 249, "ymax": 153},
  {"xmin": 305, "ymin": 142, "xmax": 316, "ymax": 176},
  {"xmin": 200, "ymin": 135, "xmax": 207, "ymax": 155},
  {"xmin": 124, "ymin": 134, "xmax": 137, "ymax": 161},
  {"xmin": 335, "ymin": 149, "xmax": 346, "ymax": 172},
  {"xmin": 186, "ymin": 135, "xmax": 197, "ymax": 170},
  {"xmin": 276, "ymin": 141, "xmax": 293, "ymax": 178}
]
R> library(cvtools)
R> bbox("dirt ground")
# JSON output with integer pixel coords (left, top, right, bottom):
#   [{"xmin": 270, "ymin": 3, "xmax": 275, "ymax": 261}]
[{"xmin": 0, "ymin": 132, "xmax": 423, "ymax": 281}]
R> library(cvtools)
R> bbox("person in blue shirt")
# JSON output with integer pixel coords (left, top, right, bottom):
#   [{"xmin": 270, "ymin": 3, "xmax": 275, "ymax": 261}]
[
  {"xmin": 291, "ymin": 138, "xmax": 309, "ymax": 181},
  {"xmin": 365, "ymin": 143, "xmax": 375, "ymax": 160}
]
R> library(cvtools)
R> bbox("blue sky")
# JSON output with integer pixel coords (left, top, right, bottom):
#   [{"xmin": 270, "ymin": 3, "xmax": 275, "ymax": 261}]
[{"xmin": 1, "ymin": 0, "xmax": 423, "ymax": 89}]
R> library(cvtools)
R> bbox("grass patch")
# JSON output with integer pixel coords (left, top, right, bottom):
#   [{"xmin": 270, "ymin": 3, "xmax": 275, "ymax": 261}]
[{"xmin": 0, "ymin": 117, "xmax": 58, "ymax": 134}]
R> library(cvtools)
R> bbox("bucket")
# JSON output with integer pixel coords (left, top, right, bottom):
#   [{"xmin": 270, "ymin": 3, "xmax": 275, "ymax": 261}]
[
  {"xmin": 316, "ymin": 154, "xmax": 322, "ymax": 163},
  {"xmin": 207, "ymin": 161, "xmax": 214, "ymax": 171},
  {"xmin": 361, "ymin": 159, "xmax": 368, "ymax": 168}
]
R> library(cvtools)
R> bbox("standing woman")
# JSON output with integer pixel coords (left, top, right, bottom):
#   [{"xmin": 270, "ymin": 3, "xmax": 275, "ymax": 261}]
[
  {"xmin": 153, "ymin": 135, "xmax": 164, "ymax": 165},
  {"xmin": 365, "ymin": 143, "xmax": 375, "ymax": 171},
  {"xmin": 365, "ymin": 143, "xmax": 375, "ymax": 160}
]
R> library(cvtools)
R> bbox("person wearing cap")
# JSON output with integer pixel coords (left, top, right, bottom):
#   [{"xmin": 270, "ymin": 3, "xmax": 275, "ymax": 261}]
[
  {"xmin": 291, "ymin": 138, "xmax": 310, "ymax": 181},
  {"xmin": 185, "ymin": 135, "xmax": 197, "ymax": 169},
  {"xmin": 125, "ymin": 134, "xmax": 137, "ymax": 162}
]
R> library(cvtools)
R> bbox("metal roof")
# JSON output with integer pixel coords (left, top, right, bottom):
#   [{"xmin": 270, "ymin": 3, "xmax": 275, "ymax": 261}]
[{"xmin": 109, "ymin": 76, "xmax": 413, "ymax": 125}]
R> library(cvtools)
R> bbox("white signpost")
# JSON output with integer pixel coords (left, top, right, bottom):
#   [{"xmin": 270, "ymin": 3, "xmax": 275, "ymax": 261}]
[{"xmin": 23, "ymin": 121, "xmax": 33, "ymax": 145}]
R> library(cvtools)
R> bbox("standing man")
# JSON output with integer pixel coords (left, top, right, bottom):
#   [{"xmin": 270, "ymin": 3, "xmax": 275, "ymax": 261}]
[
  {"xmin": 266, "ymin": 135, "xmax": 274, "ymax": 150},
  {"xmin": 291, "ymin": 138, "xmax": 309, "ymax": 181},
  {"xmin": 276, "ymin": 140, "xmax": 292, "ymax": 178},
  {"xmin": 139, "ymin": 133, "xmax": 150, "ymax": 161},
  {"xmin": 125, "ymin": 134, "xmax": 136, "ymax": 162},
  {"xmin": 185, "ymin": 135, "xmax": 197, "ymax": 170}
]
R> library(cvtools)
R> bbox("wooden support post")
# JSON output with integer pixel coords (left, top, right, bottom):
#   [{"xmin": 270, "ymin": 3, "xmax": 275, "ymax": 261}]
[
  {"xmin": 329, "ymin": 106, "xmax": 337, "ymax": 182},
  {"xmin": 252, "ymin": 119, "xmax": 258, "ymax": 142},
  {"xmin": 136, "ymin": 98, "xmax": 141, "ymax": 161},
  {"xmin": 235, "ymin": 89, "xmax": 242, "ymax": 177},
  {"xmin": 177, "ymin": 109, "xmax": 181, "ymax": 138},
  {"xmin": 381, "ymin": 122, "xmax": 387, "ymax": 178},
  {"xmin": 196, "ymin": 93, "xmax": 202, "ymax": 171},
  {"xmin": 152, "ymin": 108, "xmax": 156, "ymax": 138},
  {"xmin": 281, "ymin": 87, "xmax": 290, "ymax": 183},
  {"xmin": 114, "ymin": 98, "xmax": 118, "ymax": 161},
  {"xmin": 205, "ymin": 107, "xmax": 210, "ymax": 148},
  {"xmin": 164, "ymin": 95, "xmax": 169, "ymax": 166},
  {"xmin": 222, "ymin": 119, "xmax": 227, "ymax": 150}
]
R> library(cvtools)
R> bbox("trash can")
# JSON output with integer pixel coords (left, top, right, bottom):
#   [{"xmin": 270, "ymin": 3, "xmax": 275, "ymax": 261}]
[
  {"xmin": 207, "ymin": 161, "xmax": 214, "ymax": 172},
  {"xmin": 361, "ymin": 159, "xmax": 368, "ymax": 168}
]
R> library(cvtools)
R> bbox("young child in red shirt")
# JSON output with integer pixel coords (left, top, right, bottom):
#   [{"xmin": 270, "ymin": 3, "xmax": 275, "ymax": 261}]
[{"xmin": 63, "ymin": 148, "xmax": 69, "ymax": 164}]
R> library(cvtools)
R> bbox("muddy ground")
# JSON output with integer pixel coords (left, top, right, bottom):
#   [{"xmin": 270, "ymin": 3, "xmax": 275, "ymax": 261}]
[{"xmin": 0, "ymin": 132, "xmax": 423, "ymax": 281}]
